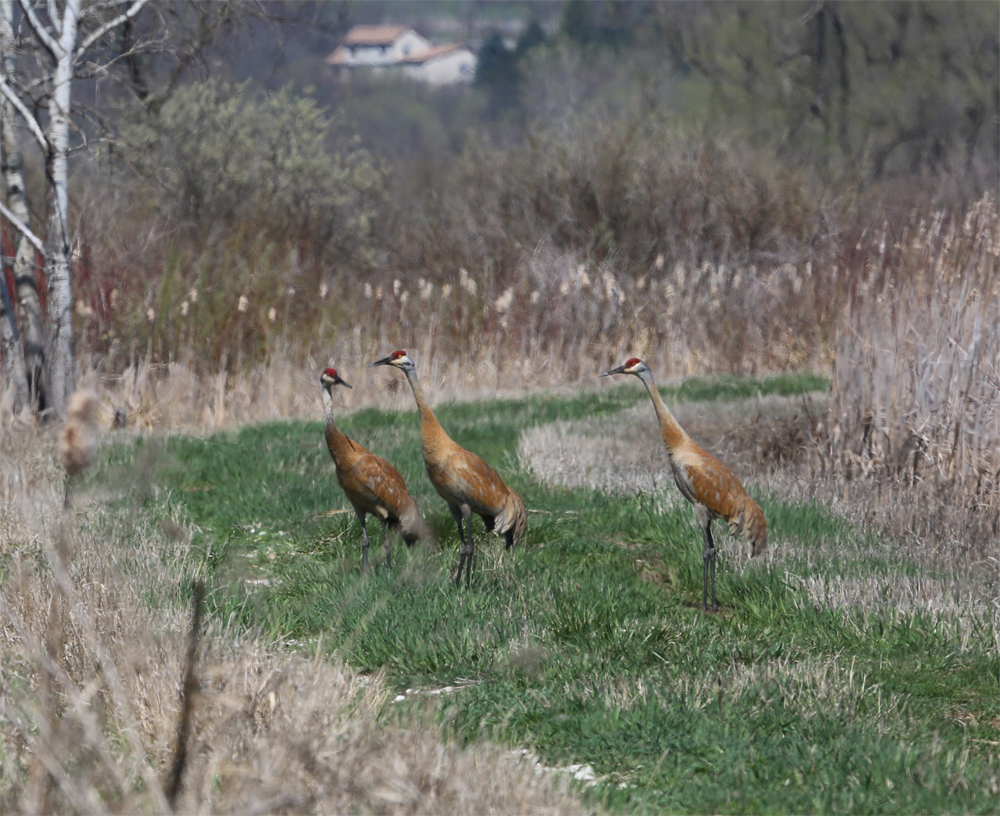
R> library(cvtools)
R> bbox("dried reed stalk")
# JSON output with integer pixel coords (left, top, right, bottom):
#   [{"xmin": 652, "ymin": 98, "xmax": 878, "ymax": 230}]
[{"xmin": 830, "ymin": 195, "xmax": 999, "ymax": 561}]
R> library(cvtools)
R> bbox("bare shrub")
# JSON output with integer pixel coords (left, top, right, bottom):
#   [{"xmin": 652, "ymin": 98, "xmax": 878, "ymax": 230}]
[
  {"xmin": 66, "ymin": 115, "xmax": 843, "ymax": 396},
  {"xmin": 380, "ymin": 124, "xmax": 840, "ymax": 378}
]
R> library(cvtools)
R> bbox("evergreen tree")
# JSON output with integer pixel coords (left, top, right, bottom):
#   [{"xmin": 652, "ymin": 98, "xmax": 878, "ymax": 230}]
[
  {"xmin": 516, "ymin": 19, "xmax": 546, "ymax": 58},
  {"xmin": 561, "ymin": 0, "xmax": 593, "ymax": 46},
  {"xmin": 475, "ymin": 30, "xmax": 521, "ymax": 112}
]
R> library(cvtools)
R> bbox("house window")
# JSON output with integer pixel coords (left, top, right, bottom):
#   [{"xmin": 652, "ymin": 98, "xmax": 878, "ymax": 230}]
[
  {"xmin": 403, "ymin": 43, "xmax": 410, "ymax": 55},
  {"xmin": 381, "ymin": 44, "xmax": 387, "ymax": 54}
]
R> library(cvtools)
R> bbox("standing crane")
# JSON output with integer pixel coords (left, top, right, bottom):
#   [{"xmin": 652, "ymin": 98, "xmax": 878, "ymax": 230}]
[
  {"xmin": 601, "ymin": 358, "xmax": 767, "ymax": 612},
  {"xmin": 369, "ymin": 350, "xmax": 527, "ymax": 587},
  {"xmin": 320, "ymin": 367, "xmax": 424, "ymax": 573}
]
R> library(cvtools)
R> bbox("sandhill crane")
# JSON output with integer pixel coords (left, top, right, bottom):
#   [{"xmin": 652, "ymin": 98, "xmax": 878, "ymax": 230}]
[
  {"xmin": 320, "ymin": 368, "xmax": 424, "ymax": 573},
  {"xmin": 369, "ymin": 350, "xmax": 527, "ymax": 587},
  {"xmin": 601, "ymin": 358, "xmax": 767, "ymax": 612}
]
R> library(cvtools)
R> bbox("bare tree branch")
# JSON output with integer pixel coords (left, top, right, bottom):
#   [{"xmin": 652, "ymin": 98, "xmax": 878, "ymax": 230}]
[
  {"xmin": 47, "ymin": 0, "xmax": 62, "ymax": 36},
  {"xmin": 17, "ymin": 0, "xmax": 60, "ymax": 58},
  {"xmin": 0, "ymin": 77, "xmax": 49, "ymax": 149},
  {"xmin": 75, "ymin": 26, "xmax": 167, "ymax": 82},
  {"xmin": 0, "ymin": 198, "xmax": 45, "ymax": 253},
  {"xmin": 75, "ymin": 0, "xmax": 152, "ymax": 63}
]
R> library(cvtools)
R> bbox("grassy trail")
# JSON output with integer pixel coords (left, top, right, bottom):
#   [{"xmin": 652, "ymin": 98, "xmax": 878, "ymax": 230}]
[{"xmin": 97, "ymin": 373, "xmax": 998, "ymax": 814}]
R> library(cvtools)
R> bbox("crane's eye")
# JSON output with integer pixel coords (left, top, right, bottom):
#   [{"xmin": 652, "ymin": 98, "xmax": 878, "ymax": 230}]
[{"xmin": 392, "ymin": 350, "xmax": 407, "ymax": 360}]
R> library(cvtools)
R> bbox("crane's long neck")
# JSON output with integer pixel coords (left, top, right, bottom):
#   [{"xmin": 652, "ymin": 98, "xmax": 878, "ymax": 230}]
[
  {"xmin": 402, "ymin": 368, "xmax": 449, "ymax": 447},
  {"xmin": 640, "ymin": 374, "xmax": 689, "ymax": 454},
  {"xmin": 322, "ymin": 387, "xmax": 355, "ymax": 465}
]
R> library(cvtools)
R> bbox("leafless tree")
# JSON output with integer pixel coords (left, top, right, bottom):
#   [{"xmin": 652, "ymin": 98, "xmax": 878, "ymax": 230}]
[{"xmin": 0, "ymin": 0, "xmax": 261, "ymax": 418}]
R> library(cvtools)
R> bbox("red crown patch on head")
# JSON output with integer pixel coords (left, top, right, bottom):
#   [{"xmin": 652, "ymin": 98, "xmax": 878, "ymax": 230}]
[
  {"xmin": 625, "ymin": 357, "xmax": 642, "ymax": 368},
  {"xmin": 392, "ymin": 350, "xmax": 407, "ymax": 360},
  {"xmin": 324, "ymin": 367, "xmax": 338, "ymax": 378}
]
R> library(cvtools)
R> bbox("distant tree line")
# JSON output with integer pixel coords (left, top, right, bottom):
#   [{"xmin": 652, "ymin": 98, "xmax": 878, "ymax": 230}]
[{"xmin": 473, "ymin": 0, "xmax": 998, "ymax": 184}]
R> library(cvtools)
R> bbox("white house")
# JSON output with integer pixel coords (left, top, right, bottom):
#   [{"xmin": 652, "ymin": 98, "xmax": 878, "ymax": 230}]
[
  {"xmin": 327, "ymin": 25, "xmax": 476, "ymax": 85},
  {"xmin": 326, "ymin": 25, "xmax": 431, "ymax": 70},
  {"xmin": 401, "ymin": 44, "xmax": 476, "ymax": 85}
]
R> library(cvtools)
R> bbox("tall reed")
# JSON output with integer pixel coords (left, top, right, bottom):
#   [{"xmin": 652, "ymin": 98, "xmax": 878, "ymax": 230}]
[{"xmin": 829, "ymin": 195, "xmax": 999, "ymax": 563}]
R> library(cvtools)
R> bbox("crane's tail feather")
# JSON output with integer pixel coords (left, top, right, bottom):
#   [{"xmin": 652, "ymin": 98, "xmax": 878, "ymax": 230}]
[
  {"xmin": 493, "ymin": 486, "xmax": 527, "ymax": 548},
  {"xmin": 727, "ymin": 495, "xmax": 768, "ymax": 557},
  {"xmin": 397, "ymin": 496, "xmax": 428, "ymax": 546}
]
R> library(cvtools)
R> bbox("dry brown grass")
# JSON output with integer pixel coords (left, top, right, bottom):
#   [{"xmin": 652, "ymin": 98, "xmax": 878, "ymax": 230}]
[
  {"xmin": 0, "ymin": 424, "xmax": 591, "ymax": 814},
  {"xmin": 829, "ymin": 195, "xmax": 1000, "ymax": 566},
  {"xmin": 60, "ymin": 130, "xmax": 848, "ymax": 439},
  {"xmin": 76, "ymin": 242, "xmax": 834, "ymax": 431},
  {"xmin": 519, "ymin": 394, "xmax": 824, "ymax": 497}
]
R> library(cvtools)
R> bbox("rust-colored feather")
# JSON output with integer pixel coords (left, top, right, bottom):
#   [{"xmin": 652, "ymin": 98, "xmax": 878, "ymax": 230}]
[
  {"xmin": 675, "ymin": 441, "xmax": 767, "ymax": 556},
  {"xmin": 404, "ymin": 366, "xmax": 526, "ymax": 546},
  {"xmin": 423, "ymin": 438, "xmax": 523, "ymax": 539},
  {"xmin": 334, "ymin": 440, "xmax": 423, "ymax": 538}
]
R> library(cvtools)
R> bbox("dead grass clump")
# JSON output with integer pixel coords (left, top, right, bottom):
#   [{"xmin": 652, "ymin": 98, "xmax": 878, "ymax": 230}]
[
  {"xmin": 669, "ymin": 655, "xmax": 906, "ymax": 737},
  {"xmin": 186, "ymin": 654, "xmax": 584, "ymax": 815},
  {"xmin": 829, "ymin": 195, "xmax": 1000, "ymax": 567},
  {"xmin": 0, "ymin": 423, "xmax": 590, "ymax": 815},
  {"xmin": 789, "ymin": 572, "xmax": 992, "ymax": 627},
  {"xmin": 519, "ymin": 395, "xmax": 823, "ymax": 497}
]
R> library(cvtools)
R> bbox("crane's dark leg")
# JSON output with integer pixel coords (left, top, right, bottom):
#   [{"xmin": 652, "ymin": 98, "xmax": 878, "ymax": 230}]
[
  {"xmin": 451, "ymin": 506, "xmax": 473, "ymax": 587},
  {"xmin": 702, "ymin": 535, "xmax": 710, "ymax": 612},
  {"xmin": 709, "ymin": 526, "xmax": 718, "ymax": 613},
  {"xmin": 465, "ymin": 516, "xmax": 476, "ymax": 589},
  {"xmin": 695, "ymin": 506, "xmax": 716, "ymax": 612},
  {"xmin": 699, "ymin": 520, "xmax": 718, "ymax": 613},
  {"xmin": 356, "ymin": 510, "xmax": 370, "ymax": 574},
  {"xmin": 463, "ymin": 516, "xmax": 475, "ymax": 588},
  {"xmin": 381, "ymin": 519, "xmax": 392, "ymax": 572}
]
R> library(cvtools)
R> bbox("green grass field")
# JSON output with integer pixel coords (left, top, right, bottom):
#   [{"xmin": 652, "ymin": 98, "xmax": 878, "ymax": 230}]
[{"xmin": 95, "ymin": 373, "xmax": 998, "ymax": 814}]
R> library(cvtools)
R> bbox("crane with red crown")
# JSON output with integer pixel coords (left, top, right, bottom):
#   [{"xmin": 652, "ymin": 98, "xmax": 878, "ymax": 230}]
[
  {"xmin": 320, "ymin": 367, "xmax": 425, "ymax": 573},
  {"xmin": 601, "ymin": 357, "xmax": 767, "ymax": 611},
  {"xmin": 370, "ymin": 350, "xmax": 527, "ymax": 587}
]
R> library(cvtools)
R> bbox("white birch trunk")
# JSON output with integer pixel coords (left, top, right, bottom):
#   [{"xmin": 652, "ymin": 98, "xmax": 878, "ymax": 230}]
[
  {"xmin": 42, "ymin": 0, "xmax": 82, "ymax": 418},
  {"xmin": 0, "ymin": 258, "xmax": 27, "ymax": 410},
  {"xmin": 0, "ymin": 0, "xmax": 40, "ymax": 412}
]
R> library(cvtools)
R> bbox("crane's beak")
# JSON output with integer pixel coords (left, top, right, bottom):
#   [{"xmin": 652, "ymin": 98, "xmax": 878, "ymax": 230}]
[
  {"xmin": 322, "ymin": 373, "xmax": 353, "ymax": 389},
  {"xmin": 600, "ymin": 363, "xmax": 627, "ymax": 378},
  {"xmin": 369, "ymin": 355, "xmax": 394, "ymax": 368}
]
